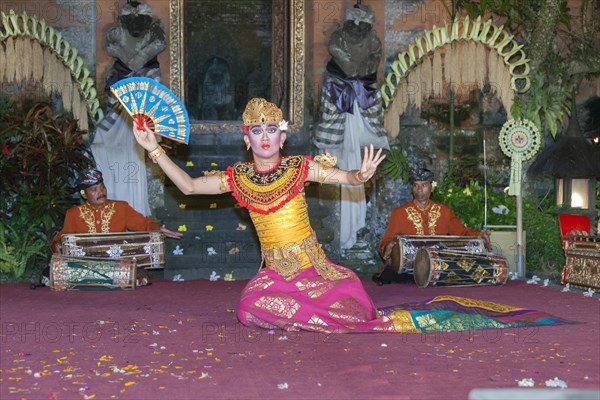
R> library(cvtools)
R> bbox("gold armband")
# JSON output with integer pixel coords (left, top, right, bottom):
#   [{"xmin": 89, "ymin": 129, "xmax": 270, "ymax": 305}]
[
  {"xmin": 314, "ymin": 152, "xmax": 337, "ymax": 184},
  {"xmin": 203, "ymin": 170, "xmax": 229, "ymax": 193},
  {"xmin": 148, "ymin": 145, "xmax": 166, "ymax": 163}
]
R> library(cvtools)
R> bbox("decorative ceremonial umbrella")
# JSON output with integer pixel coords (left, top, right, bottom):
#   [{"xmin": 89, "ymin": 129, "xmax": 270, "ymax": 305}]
[{"xmin": 498, "ymin": 118, "xmax": 541, "ymax": 278}]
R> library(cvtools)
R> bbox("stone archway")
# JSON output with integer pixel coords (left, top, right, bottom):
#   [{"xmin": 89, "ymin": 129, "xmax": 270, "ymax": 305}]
[
  {"xmin": 0, "ymin": 10, "xmax": 103, "ymax": 130},
  {"xmin": 381, "ymin": 16, "xmax": 530, "ymax": 139}
]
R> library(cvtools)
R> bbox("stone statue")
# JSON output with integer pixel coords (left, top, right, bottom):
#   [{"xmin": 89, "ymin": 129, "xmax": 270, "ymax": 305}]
[
  {"xmin": 314, "ymin": 4, "xmax": 388, "ymax": 149},
  {"xmin": 104, "ymin": 1, "xmax": 166, "ymax": 95},
  {"xmin": 91, "ymin": 1, "xmax": 167, "ymax": 216},
  {"xmin": 313, "ymin": 5, "xmax": 389, "ymax": 251},
  {"xmin": 198, "ymin": 56, "xmax": 235, "ymax": 120}
]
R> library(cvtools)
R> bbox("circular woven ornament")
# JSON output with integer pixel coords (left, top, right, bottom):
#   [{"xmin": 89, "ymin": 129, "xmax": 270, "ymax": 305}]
[{"xmin": 499, "ymin": 119, "xmax": 541, "ymax": 161}]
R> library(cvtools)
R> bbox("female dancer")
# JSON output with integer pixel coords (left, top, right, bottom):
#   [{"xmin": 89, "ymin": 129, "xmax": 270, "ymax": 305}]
[{"xmin": 133, "ymin": 97, "xmax": 570, "ymax": 333}]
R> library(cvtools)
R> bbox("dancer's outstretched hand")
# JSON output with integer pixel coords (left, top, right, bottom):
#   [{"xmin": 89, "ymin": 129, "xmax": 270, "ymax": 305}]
[
  {"xmin": 358, "ymin": 144, "xmax": 386, "ymax": 181},
  {"xmin": 132, "ymin": 121, "xmax": 159, "ymax": 152}
]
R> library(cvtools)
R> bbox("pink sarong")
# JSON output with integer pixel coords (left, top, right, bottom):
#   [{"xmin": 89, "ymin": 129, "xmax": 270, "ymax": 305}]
[{"xmin": 237, "ymin": 264, "xmax": 576, "ymax": 334}]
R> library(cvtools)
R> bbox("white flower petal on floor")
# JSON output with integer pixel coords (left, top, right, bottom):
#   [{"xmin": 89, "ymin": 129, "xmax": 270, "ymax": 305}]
[
  {"xmin": 545, "ymin": 377, "xmax": 568, "ymax": 388},
  {"xmin": 516, "ymin": 378, "xmax": 534, "ymax": 387},
  {"xmin": 209, "ymin": 271, "xmax": 220, "ymax": 281},
  {"xmin": 583, "ymin": 288, "xmax": 595, "ymax": 297}
]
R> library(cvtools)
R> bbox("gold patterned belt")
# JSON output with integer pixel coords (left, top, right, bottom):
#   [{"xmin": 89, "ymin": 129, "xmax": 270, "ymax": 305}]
[{"xmin": 262, "ymin": 233, "xmax": 350, "ymax": 281}]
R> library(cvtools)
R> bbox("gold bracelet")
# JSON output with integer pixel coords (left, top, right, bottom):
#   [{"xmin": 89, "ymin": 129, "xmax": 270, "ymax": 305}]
[
  {"xmin": 354, "ymin": 170, "xmax": 368, "ymax": 183},
  {"xmin": 314, "ymin": 153, "xmax": 337, "ymax": 184},
  {"xmin": 218, "ymin": 172, "xmax": 229, "ymax": 193},
  {"xmin": 148, "ymin": 145, "xmax": 166, "ymax": 163},
  {"xmin": 203, "ymin": 170, "xmax": 229, "ymax": 193},
  {"xmin": 317, "ymin": 166, "xmax": 329, "ymax": 184}
]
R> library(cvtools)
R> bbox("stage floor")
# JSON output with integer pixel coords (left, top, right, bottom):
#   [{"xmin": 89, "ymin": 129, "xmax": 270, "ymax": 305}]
[{"xmin": 1, "ymin": 279, "xmax": 599, "ymax": 400}]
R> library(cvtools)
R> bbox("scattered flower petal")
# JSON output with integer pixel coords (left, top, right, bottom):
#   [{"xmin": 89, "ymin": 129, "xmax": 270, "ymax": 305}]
[
  {"xmin": 207, "ymin": 247, "xmax": 217, "ymax": 256},
  {"xmin": 210, "ymin": 162, "xmax": 218, "ymax": 167},
  {"xmin": 186, "ymin": 161, "xmax": 194, "ymax": 167},
  {"xmin": 209, "ymin": 271, "xmax": 221, "ymax": 281},
  {"xmin": 172, "ymin": 245, "xmax": 184, "ymax": 256},
  {"xmin": 205, "ymin": 225, "xmax": 214, "ymax": 231},
  {"xmin": 178, "ymin": 203, "xmax": 187, "ymax": 209},
  {"xmin": 172, "ymin": 274, "xmax": 184, "ymax": 282},
  {"xmin": 561, "ymin": 283, "xmax": 570, "ymax": 292},
  {"xmin": 545, "ymin": 377, "xmax": 568, "ymax": 388},
  {"xmin": 542, "ymin": 279, "xmax": 549, "ymax": 287},
  {"xmin": 224, "ymin": 272, "xmax": 235, "ymax": 281},
  {"xmin": 210, "ymin": 203, "xmax": 217, "ymax": 209},
  {"xmin": 178, "ymin": 225, "xmax": 187, "ymax": 232},
  {"xmin": 492, "ymin": 205, "xmax": 509, "ymax": 215},
  {"xmin": 236, "ymin": 223, "xmax": 247, "ymax": 231},
  {"xmin": 526, "ymin": 275, "xmax": 540, "ymax": 284},
  {"xmin": 277, "ymin": 382, "xmax": 289, "ymax": 390},
  {"xmin": 583, "ymin": 288, "xmax": 595, "ymax": 297},
  {"xmin": 229, "ymin": 247, "xmax": 240, "ymax": 255},
  {"xmin": 517, "ymin": 378, "xmax": 534, "ymax": 387}
]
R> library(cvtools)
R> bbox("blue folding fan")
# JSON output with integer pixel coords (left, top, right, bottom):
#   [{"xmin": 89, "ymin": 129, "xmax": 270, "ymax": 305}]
[{"xmin": 110, "ymin": 77, "xmax": 190, "ymax": 144}]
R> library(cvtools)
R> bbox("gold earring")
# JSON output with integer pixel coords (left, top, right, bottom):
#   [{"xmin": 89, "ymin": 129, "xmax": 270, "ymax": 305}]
[
  {"xmin": 246, "ymin": 144, "xmax": 251, "ymax": 151},
  {"xmin": 79, "ymin": 190, "xmax": 85, "ymax": 196}
]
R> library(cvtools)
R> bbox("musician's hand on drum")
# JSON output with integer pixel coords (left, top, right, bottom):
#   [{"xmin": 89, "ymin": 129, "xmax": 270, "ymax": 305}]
[
  {"xmin": 383, "ymin": 241, "xmax": 395, "ymax": 261},
  {"xmin": 481, "ymin": 230, "xmax": 492, "ymax": 251}
]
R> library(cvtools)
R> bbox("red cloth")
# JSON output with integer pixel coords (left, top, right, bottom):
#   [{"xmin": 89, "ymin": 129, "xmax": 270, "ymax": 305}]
[
  {"xmin": 378, "ymin": 200, "xmax": 481, "ymax": 255},
  {"xmin": 51, "ymin": 200, "xmax": 161, "ymax": 251}
]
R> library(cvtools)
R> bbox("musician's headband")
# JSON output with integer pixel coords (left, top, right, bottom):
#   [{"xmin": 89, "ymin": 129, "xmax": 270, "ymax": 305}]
[{"xmin": 409, "ymin": 168, "xmax": 434, "ymax": 184}]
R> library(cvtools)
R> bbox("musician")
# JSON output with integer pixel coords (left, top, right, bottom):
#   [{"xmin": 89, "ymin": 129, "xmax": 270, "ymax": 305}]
[
  {"xmin": 378, "ymin": 168, "xmax": 492, "ymax": 262},
  {"xmin": 50, "ymin": 169, "xmax": 182, "ymax": 253}
]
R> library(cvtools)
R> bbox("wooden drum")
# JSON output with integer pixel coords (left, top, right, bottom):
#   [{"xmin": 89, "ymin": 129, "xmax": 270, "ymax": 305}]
[
  {"xmin": 50, "ymin": 254, "xmax": 137, "ymax": 291},
  {"xmin": 61, "ymin": 232, "xmax": 164, "ymax": 269},
  {"xmin": 413, "ymin": 248, "xmax": 508, "ymax": 288},
  {"xmin": 389, "ymin": 235, "xmax": 487, "ymax": 274}
]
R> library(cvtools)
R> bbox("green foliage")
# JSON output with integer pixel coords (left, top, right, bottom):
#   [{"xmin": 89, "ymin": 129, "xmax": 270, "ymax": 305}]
[
  {"xmin": 452, "ymin": 0, "xmax": 599, "ymax": 139},
  {"xmin": 431, "ymin": 179, "xmax": 516, "ymax": 230},
  {"xmin": 522, "ymin": 195, "xmax": 565, "ymax": 279},
  {"xmin": 0, "ymin": 100, "xmax": 94, "ymax": 281},
  {"xmin": 381, "ymin": 148, "xmax": 410, "ymax": 183},
  {"xmin": 0, "ymin": 220, "xmax": 47, "ymax": 281},
  {"xmin": 455, "ymin": 0, "xmax": 570, "ymax": 31},
  {"xmin": 511, "ymin": 72, "xmax": 571, "ymax": 138}
]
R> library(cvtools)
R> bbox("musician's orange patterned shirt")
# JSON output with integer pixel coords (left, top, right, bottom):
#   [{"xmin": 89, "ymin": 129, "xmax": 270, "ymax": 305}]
[
  {"xmin": 51, "ymin": 200, "xmax": 161, "ymax": 251},
  {"xmin": 378, "ymin": 200, "xmax": 481, "ymax": 255}
]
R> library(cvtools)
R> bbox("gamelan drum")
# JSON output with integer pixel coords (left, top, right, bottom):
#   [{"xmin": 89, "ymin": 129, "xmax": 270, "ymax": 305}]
[
  {"xmin": 50, "ymin": 254, "xmax": 137, "ymax": 291},
  {"xmin": 389, "ymin": 235, "xmax": 486, "ymax": 274},
  {"xmin": 413, "ymin": 248, "xmax": 509, "ymax": 288}
]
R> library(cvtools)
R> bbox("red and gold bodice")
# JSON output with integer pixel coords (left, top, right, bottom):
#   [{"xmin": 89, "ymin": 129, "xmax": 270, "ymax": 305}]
[{"xmin": 226, "ymin": 156, "xmax": 347, "ymax": 281}]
